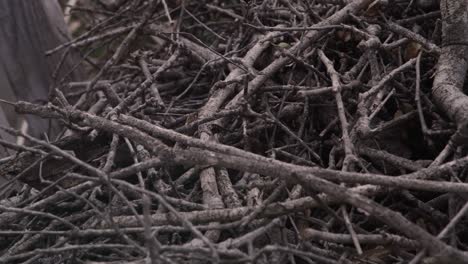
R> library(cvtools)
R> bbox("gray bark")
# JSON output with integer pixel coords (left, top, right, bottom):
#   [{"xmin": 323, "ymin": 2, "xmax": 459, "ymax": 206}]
[{"xmin": 432, "ymin": 0, "xmax": 468, "ymax": 130}]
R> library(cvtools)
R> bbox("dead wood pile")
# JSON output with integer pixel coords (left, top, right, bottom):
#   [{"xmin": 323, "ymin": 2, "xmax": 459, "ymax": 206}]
[{"xmin": 2, "ymin": 0, "xmax": 468, "ymax": 263}]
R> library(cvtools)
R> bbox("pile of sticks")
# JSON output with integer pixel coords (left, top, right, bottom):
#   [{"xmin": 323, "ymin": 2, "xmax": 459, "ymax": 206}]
[{"xmin": 2, "ymin": 0, "xmax": 468, "ymax": 263}]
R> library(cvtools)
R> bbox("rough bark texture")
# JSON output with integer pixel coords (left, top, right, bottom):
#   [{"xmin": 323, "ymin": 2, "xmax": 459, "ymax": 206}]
[
  {"xmin": 432, "ymin": 0, "xmax": 468, "ymax": 128},
  {"xmin": 2, "ymin": 1, "xmax": 468, "ymax": 263}
]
